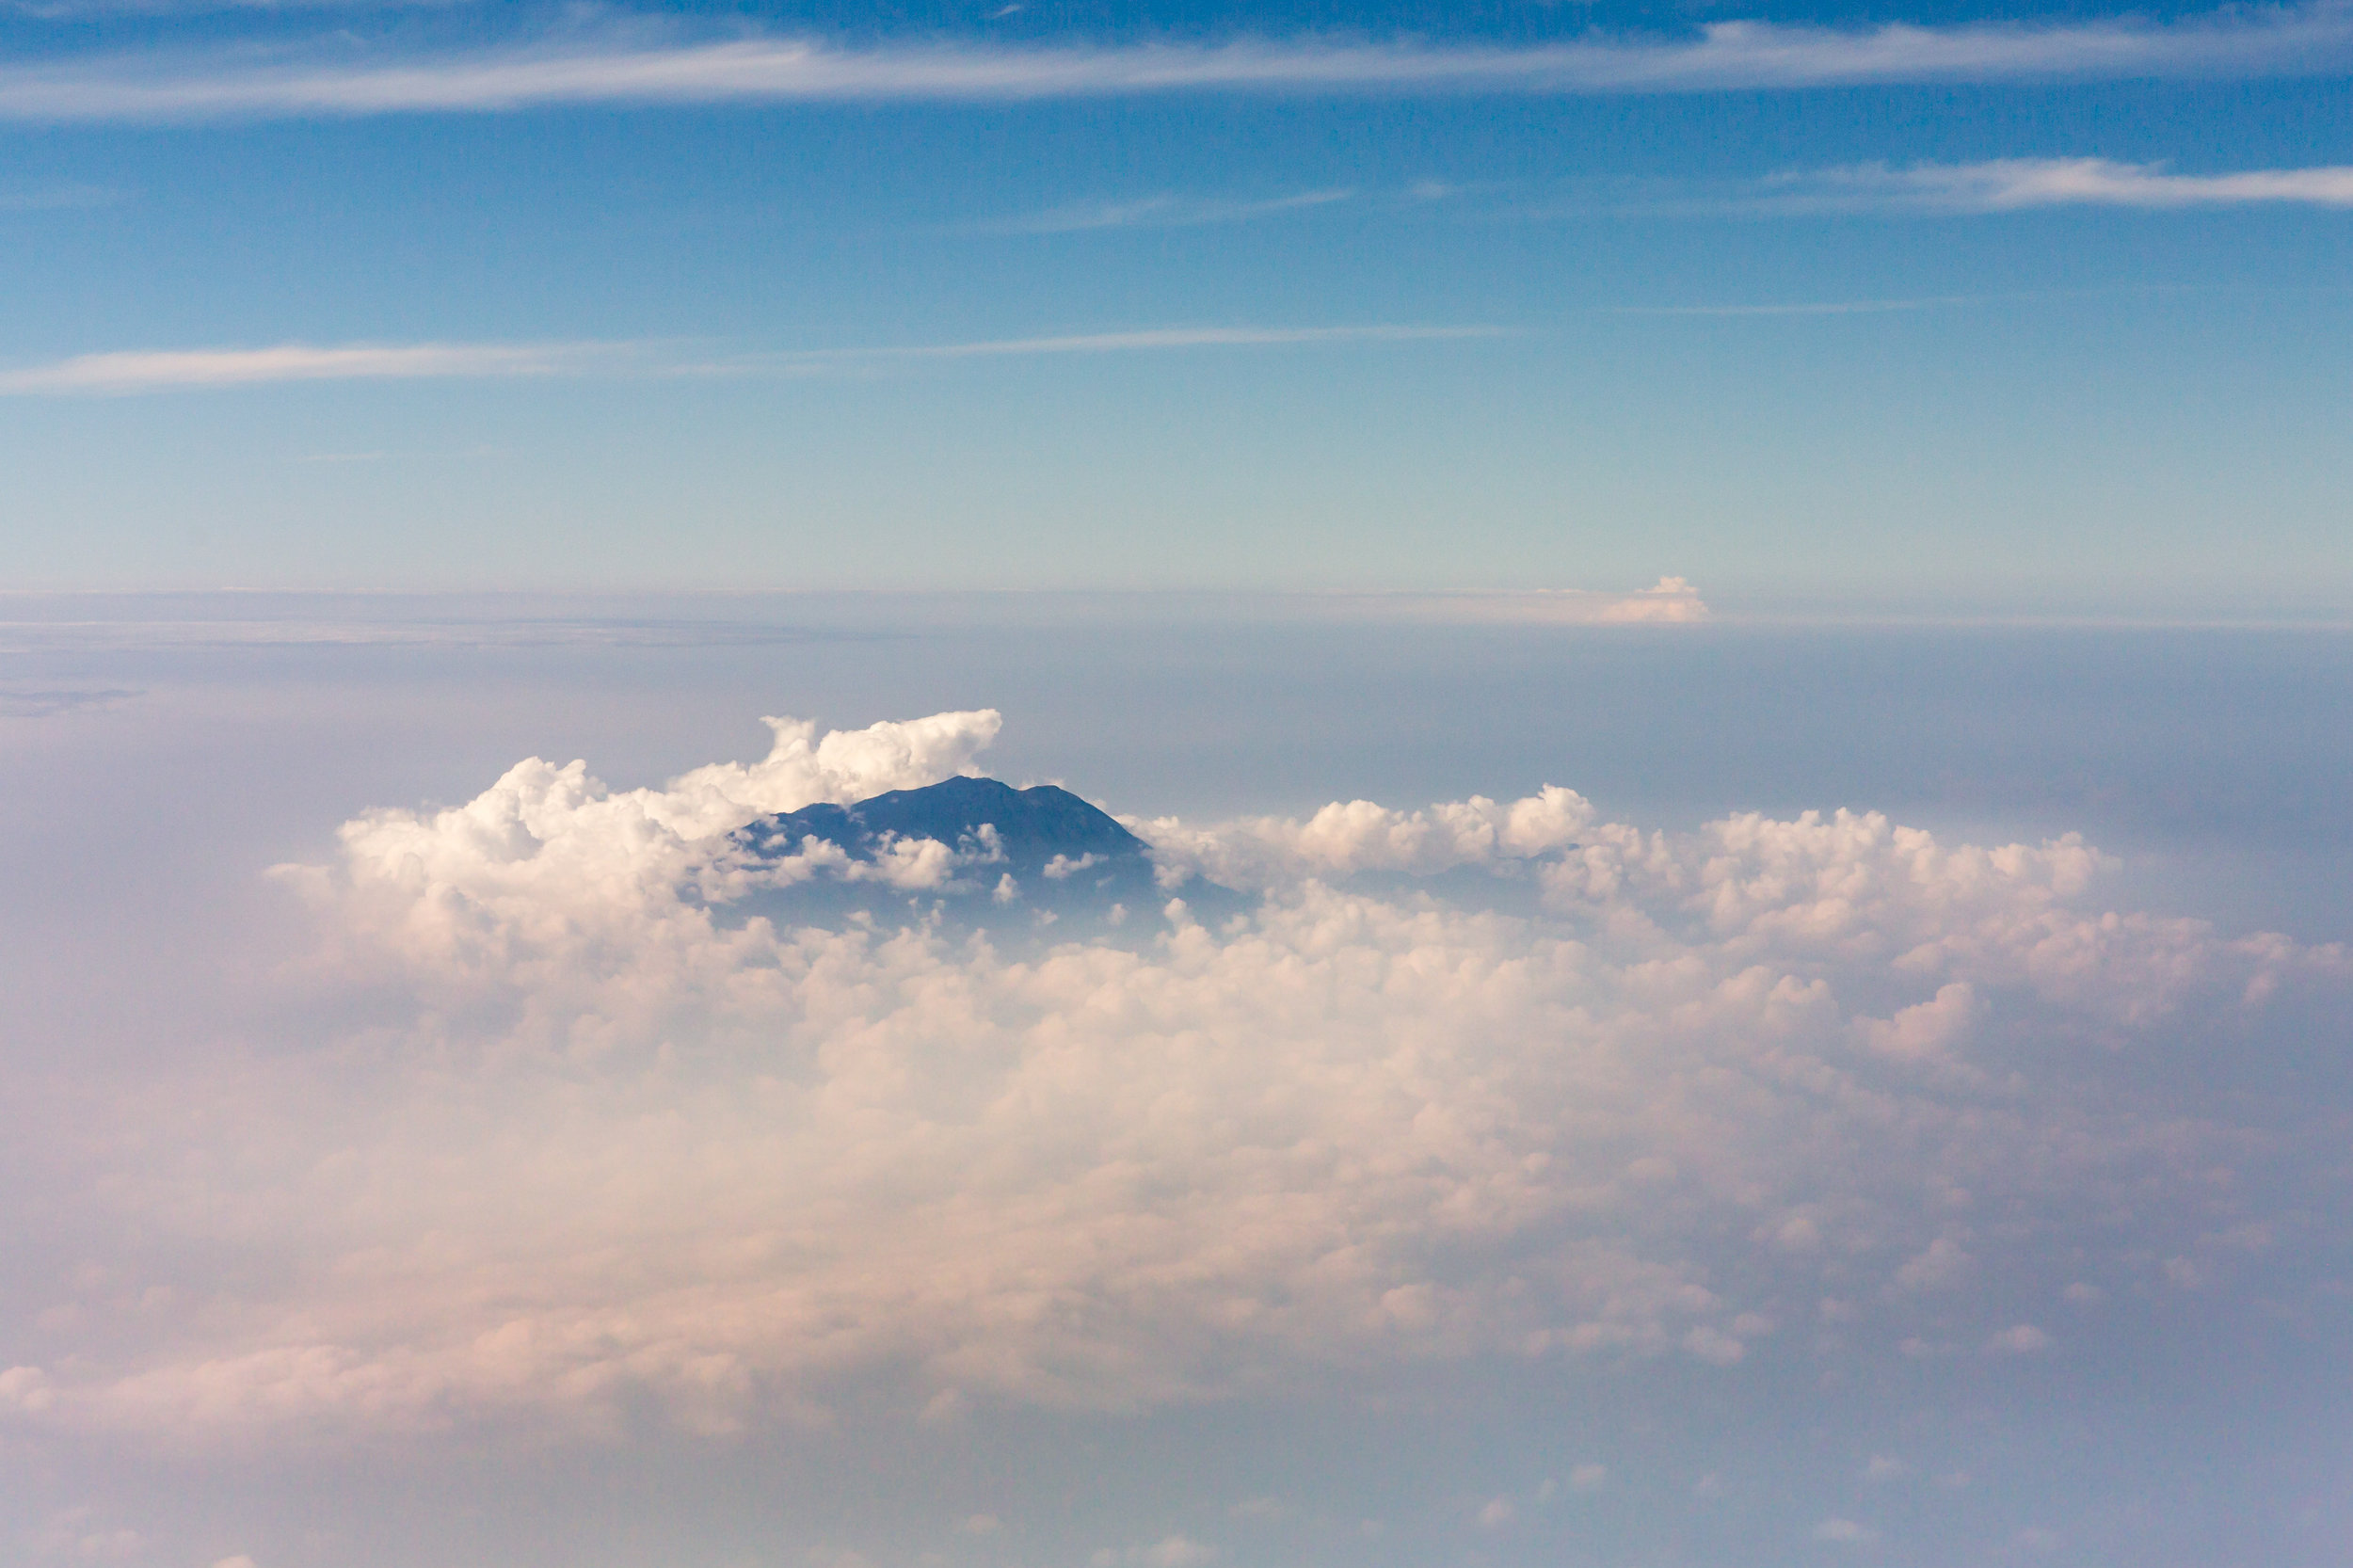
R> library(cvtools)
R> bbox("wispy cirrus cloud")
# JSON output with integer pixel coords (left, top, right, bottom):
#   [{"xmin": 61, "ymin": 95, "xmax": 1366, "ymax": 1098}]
[
  {"xmin": 2, "ymin": 6, "xmax": 2350, "ymax": 122},
  {"xmin": 751, "ymin": 324, "xmax": 1503, "ymax": 363},
  {"xmin": 1768, "ymin": 157, "xmax": 2353, "ymax": 213},
  {"xmin": 1611, "ymin": 295, "xmax": 1989, "ymax": 317},
  {"xmin": 0, "ymin": 340, "xmax": 622, "ymax": 393},
  {"xmin": 0, "ymin": 325, "xmax": 1500, "ymax": 393},
  {"xmin": 4, "ymin": 0, "xmax": 467, "ymax": 16},
  {"xmin": 976, "ymin": 187, "xmax": 1356, "ymax": 234}
]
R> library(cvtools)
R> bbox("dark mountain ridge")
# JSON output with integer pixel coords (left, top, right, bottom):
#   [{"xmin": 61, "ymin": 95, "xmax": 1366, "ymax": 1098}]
[
  {"xmin": 736, "ymin": 776, "xmax": 1148, "ymax": 877},
  {"xmin": 725, "ymin": 776, "xmax": 1194, "ymax": 933}
]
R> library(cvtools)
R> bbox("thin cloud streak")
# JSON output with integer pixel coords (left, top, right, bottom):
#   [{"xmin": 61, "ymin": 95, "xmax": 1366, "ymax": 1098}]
[
  {"xmin": 1776, "ymin": 157, "xmax": 2353, "ymax": 212},
  {"xmin": 0, "ymin": 341, "xmax": 623, "ymax": 394},
  {"xmin": 0, "ymin": 326, "xmax": 1501, "ymax": 393},
  {"xmin": 5, "ymin": 0, "xmax": 468, "ymax": 15},
  {"xmin": 976, "ymin": 187, "xmax": 1357, "ymax": 234},
  {"xmin": 1607, "ymin": 283, "xmax": 2212, "ymax": 317},
  {"xmin": 1612, "ymin": 296, "xmax": 1986, "ymax": 317},
  {"xmin": 755, "ymin": 325, "xmax": 1505, "ymax": 361},
  {"xmin": 3, "ymin": 6, "xmax": 2350, "ymax": 122}
]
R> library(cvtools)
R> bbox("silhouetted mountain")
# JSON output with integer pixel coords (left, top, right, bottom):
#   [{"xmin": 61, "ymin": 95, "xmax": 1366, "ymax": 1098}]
[
  {"xmin": 727, "ymin": 776, "xmax": 1180, "ymax": 931},
  {"xmin": 740, "ymin": 776, "xmax": 1148, "ymax": 878}
]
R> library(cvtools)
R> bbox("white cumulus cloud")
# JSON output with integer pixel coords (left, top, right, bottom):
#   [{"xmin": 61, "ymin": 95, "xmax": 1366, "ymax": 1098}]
[{"xmin": 0, "ymin": 709, "xmax": 2340, "ymax": 1449}]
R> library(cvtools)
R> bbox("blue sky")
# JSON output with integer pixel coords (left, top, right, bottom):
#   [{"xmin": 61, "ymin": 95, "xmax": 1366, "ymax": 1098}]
[{"xmin": 2, "ymin": 0, "xmax": 2350, "ymax": 612}]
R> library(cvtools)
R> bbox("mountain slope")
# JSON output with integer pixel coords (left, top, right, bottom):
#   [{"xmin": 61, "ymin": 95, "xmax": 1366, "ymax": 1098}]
[
  {"xmin": 740, "ymin": 776, "xmax": 1146, "ymax": 876},
  {"xmin": 728, "ymin": 776, "xmax": 1169, "ymax": 927}
]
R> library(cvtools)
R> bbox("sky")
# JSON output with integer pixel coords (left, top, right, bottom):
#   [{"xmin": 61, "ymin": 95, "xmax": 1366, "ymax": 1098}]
[
  {"xmin": 5, "ymin": 5, "xmax": 2353, "ymax": 1568},
  {"xmin": 0, "ymin": 0, "xmax": 2349, "ymax": 613}
]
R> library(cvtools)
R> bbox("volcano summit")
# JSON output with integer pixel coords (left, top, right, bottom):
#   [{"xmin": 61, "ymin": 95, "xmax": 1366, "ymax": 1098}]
[{"xmin": 728, "ymin": 776, "xmax": 1167, "ymax": 926}]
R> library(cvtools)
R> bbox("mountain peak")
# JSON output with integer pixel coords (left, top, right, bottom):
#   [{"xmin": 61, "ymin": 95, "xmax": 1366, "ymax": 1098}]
[{"xmin": 737, "ymin": 776, "xmax": 1146, "ymax": 878}]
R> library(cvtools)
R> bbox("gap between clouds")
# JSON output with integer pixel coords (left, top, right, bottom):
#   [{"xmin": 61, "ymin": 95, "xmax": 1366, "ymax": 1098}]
[
  {"xmin": 0, "ymin": 709, "xmax": 2342, "ymax": 1446},
  {"xmin": 2, "ymin": 5, "xmax": 2351, "ymax": 122}
]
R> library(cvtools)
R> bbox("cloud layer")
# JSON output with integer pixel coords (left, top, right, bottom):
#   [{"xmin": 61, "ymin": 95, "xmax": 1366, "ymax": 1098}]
[
  {"xmin": 2, "ymin": 711, "xmax": 2340, "ymax": 1448},
  {"xmin": 3, "ymin": 6, "xmax": 2349, "ymax": 122}
]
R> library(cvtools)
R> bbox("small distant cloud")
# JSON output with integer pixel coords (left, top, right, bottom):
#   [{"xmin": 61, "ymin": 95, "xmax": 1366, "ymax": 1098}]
[
  {"xmin": 1895, "ymin": 1237, "xmax": 1972, "ymax": 1291},
  {"xmin": 2210, "ymin": 1221, "xmax": 2275, "ymax": 1253},
  {"xmin": 1305, "ymin": 576, "xmax": 1711, "ymax": 627},
  {"xmin": 807, "ymin": 1550, "xmax": 873, "ymax": 1568},
  {"xmin": 1987, "ymin": 1324, "xmax": 2052, "ymax": 1354},
  {"xmin": 1857, "ymin": 983, "xmax": 1983, "ymax": 1064},
  {"xmin": 0, "ymin": 1365, "xmax": 55, "ymax": 1413},
  {"xmin": 1476, "ymin": 1496, "xmax": 1515, "ymax": 1528},
  {"xmin": 26, "ymin": 1512, "xmax": 144, "ymax": 1560},
  {"xmin": 1093, "ymin": 1537, "xmax": 1218, "ymax": 1568},
  {"xmin": 1814, "ymin": 1518, "xmax": 1878, "ymax": 1544},
  {"xmin": 977, "ymin": 187, "xmax": 1354, "ymax": 233},
  {"xmin": 1863, "ymin": 1455, "xmax": 1906, "ymax": 1482},
  {"xmin": 961, "ymin": 1514, "xmax": 1000, "ymax": 1535},
  {"xmin": 1568, "ymin": 1464, "xmax": 1609, "ymax": 1491},
  {"xmin": 2062, "ymin": 1282, "xmax": 2105, "ymax": 1307},
  {"xmin": 1683, "ymin": 1324, "xmax": 1746, "ymax": 1364}
]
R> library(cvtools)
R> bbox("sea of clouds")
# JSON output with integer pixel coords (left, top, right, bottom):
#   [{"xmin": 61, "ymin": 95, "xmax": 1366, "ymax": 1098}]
[{"xmin": 3, "ymin": 708, "xmax": 2342, "ymax": 1452}]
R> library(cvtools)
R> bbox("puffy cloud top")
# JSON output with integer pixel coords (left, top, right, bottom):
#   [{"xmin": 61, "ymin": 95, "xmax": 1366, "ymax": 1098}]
[{"xmin": 6, "ymin": 711, "xmax": 2341, "ymax": 1449}]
